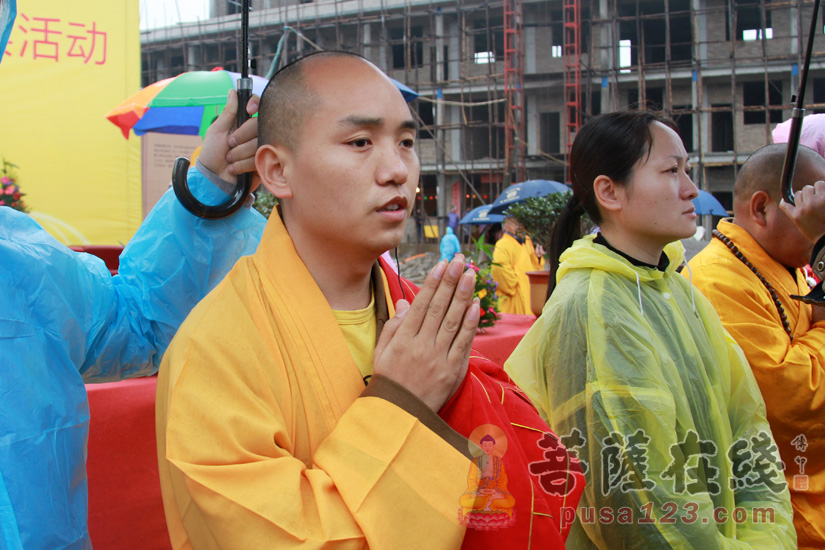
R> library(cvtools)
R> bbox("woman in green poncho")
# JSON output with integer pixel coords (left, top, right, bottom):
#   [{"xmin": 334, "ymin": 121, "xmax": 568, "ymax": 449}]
[{"xmin": 504, "ymin": 110, "xmax": 796, "ymax": 549}]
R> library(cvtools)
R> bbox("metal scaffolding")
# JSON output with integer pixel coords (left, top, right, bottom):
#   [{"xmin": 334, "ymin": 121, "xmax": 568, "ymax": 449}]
[{"xmin": 141, "ymin": 0, "xmax": 825, "ymax": 224}]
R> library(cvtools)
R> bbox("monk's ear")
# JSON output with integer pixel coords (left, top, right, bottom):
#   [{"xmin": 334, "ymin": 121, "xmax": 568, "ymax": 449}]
[
  {"xmin": 749, "ymin": 190, "xmax": 770, "ymax": 227},
  {"xmin": 593, "ymin": 175, "xmax": 623, "ymax": 213},
  {"xmin": 255, "ymin": 144, "xmax": 293, "ymax": 199}
]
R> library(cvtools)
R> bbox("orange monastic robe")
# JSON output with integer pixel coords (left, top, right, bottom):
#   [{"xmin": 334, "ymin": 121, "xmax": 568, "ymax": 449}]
[
  {"xmin": 688, "ymin": 220, "xmax": 825, "ymax": 549},
  {"xmin": 491, "ymin": 233, "xmax": 533, "ymax": 314},
  {"xmin": 524, "ymin": 235, "xmax": 543, "ymax": 272},
  {"xmin": 157, "ymin": 213, "xmax": 584, "ymax": 550}
]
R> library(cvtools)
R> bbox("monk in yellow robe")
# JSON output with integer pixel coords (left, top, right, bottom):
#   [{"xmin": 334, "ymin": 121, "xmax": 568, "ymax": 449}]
[
  {"xmin": 157, "ymin": 51, "xmax": 584, "ymax": 550},
  {"xmin": 523, "ymin": 235, "xmax": 543, "ymax": 272},
  {"xmin": 491, "ymin": 217, "xmax": 533, "ymax": 314},
  {"xmin": 688, "ymin": 145, "xmax": 825, "ymax": 549}
]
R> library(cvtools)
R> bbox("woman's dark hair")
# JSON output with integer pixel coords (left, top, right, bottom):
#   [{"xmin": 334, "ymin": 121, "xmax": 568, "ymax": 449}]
[{"xmin": 546, "ymin": 110, "xmax": 677, "ymax": 299}]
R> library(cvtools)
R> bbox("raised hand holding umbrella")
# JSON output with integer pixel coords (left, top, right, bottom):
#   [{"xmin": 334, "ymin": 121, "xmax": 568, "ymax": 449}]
[
  {"xmin": 777, "ymin": 0, "xmax": 825, "ymax": 305},
  {"xmin": 173, "ymin": 0, "xmax": 254, "ymax": 220}
]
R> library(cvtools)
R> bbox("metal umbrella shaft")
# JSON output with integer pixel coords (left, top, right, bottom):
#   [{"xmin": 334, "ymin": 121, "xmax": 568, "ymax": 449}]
[
  {"xmin": 779, "ymin": 0, "xmax": 825, "ymax": 305},
  {"xmin": 172, "ymin": 0, "xmax": 253, "ymax": 220},
  {"xmin": 780, "ymin": 0, "xmax": 821, "ymax": 206}
]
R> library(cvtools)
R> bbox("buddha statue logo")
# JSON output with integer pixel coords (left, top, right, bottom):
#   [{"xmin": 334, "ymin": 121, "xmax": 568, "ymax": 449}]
[{"xmin": 458, "ymin": 424, "xmax": 516, "ymax": 530}]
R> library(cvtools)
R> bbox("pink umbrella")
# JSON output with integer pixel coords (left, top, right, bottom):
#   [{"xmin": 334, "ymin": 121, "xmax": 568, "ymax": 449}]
[{"xmin": 772, "ymin": 113, "xmax": 825, "ymax": 158}]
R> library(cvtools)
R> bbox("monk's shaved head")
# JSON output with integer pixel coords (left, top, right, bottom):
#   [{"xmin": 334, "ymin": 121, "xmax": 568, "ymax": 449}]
[
  {"xmin": 258, "ymin": 51, "xmax": 372, "ymax": 152},
  {"xmin": 732, "ymin": 143, "xmax": 825, "ymax": 268},
  {"xmin": 734, "ymin": 144, "xmax": 825, "ymax": 208}
]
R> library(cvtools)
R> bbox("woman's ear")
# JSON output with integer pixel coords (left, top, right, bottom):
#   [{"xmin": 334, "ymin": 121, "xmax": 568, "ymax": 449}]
[
  {"xmin": 255, "ymin": 144, "xmax": 293, "ymax": 199},
  {"xmin": 593, "ymin": 175, "xmax": 624, "ymax": 213}
]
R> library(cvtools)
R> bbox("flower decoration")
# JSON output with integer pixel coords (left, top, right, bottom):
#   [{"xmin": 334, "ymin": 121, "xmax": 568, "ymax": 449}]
[
  {"xmin": 0, "ymin": 159, "xmax": 28, "ymax": 213},
  {"xmin": 466, "ymin": 235, "xmax": 501, "ymax": 330}
]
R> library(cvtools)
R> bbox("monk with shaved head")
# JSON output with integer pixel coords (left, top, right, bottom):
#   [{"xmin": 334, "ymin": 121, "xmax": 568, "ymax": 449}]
[
  {"xmin": 688, "ymin": 144, "xmax": 825, "ymax": 549},
  {"xmin": 156, "ymin": 51, "xmax": 583, "ymax": 550}
]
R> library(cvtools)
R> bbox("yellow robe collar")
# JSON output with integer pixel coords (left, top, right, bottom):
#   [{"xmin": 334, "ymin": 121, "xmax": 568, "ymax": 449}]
[
  {"xmin": 715, "ymin": 219, "xmax": 804, "ymax": 293},
  {"xmin": 250, "ymin": 213, "xmax": 373, "ymax": 421}
]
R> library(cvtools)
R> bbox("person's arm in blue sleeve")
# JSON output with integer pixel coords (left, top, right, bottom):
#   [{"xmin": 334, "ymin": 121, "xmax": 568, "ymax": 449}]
[
  {"xmin": 79, "ymin": 166, "xmax": 266, "ymax": 381},
  {"xmin": 0, "ymin": 90, "xmax": 266, "ymax": 383},
  {"xmin": 81, "ymin": 90, "xmax": 267, "ymax": 381}
]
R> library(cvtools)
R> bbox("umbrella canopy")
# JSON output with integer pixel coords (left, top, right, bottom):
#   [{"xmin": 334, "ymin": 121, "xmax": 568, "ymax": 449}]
[
  {"xmin": 692, "ymin": 189, "xmax": 727, "ymax": 216},
  {"xmin": 488, "ymin": 180, "xmax": 570, "ymax": 214},
  {"xmin": 105, "ymin": 77, "xmax": 175, "ymax": 139},
  {"xmin": 391, "ymin": 78, "xmax": 419, "ymax": 102},
  {"xmin": 772, "ymin": 113, "xmax": 825, "ymax": 158},
  {"xmin": 459, "ymin": 205, "xmax": 505, "ymax": 225},
  {"xmin": 106, "ymin": 69, "xmax": 270, "ymax": 139},
  {"xmin": 107, "ymin": 70, "xmax": 419, "ymax": 139}
]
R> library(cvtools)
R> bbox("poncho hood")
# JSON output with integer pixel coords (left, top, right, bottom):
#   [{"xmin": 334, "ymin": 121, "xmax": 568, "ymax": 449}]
[{"xmin": 557, "ymin": 234, "xmax": 686, "ymax": 283}]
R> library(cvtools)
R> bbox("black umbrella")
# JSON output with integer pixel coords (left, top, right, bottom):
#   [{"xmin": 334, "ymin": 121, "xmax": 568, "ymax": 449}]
[
  {"xmin": 172, "ymin": 0, "xmax": 253, "ymax": 220},
  {"xmin": 780, "ymin": 0, "xmax": 821, "ymax": 207},
  {"xmin": 779, "ymin": 0, "xmax": 824, "ymax": 305}
]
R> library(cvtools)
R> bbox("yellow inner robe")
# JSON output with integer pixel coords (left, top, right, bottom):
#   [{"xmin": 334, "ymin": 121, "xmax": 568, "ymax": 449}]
[
  {"xmin": 688, "ymin": 220, "xmax": 825, "ymax": 549},
  {"xmin": 333, "ymin": 293, "xmax": 378, "ymax": 382},
  {"xmin": 523, "ymin": 235, "xmax": 543, "ymax": 272},
  {"xmin": 491, "ymin": 233, "xmax": 532, "ymax": 315},
  {"xmin": 156, "ymin": 213, "xmax": 470, "ymax": 550}
]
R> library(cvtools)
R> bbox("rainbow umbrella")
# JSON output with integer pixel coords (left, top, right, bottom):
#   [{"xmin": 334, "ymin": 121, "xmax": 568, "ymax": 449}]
[
  {"xmin": 107, "ymin": 70, "xmax": 419, "ymax": 140},
  {"xmin": 105, "ymin": 69, "xmax": 269, "ymax": 139},
  {"xmin": 105, "ymin": 77, "xmax": 174, "ymax": 139}
]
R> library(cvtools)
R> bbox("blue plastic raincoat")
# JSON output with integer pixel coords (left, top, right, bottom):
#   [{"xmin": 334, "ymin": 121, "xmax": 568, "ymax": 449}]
[
  {"xmin": 0, "ymin": 168, "xmax": 265, "ymax": 549},
  {"xmin": 439, "ymin": 226, "xmax": 461, "ymax": 262},
  {"xmin": 505, "ymin": 235, "xmax": 796, "ymax": 549}
]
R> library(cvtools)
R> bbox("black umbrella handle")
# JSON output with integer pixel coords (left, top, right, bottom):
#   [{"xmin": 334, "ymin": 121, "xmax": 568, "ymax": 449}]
[
  {"xmin": 172, "ymin": 0, "xmax": 253, "ymax": 220},
  {"xmin": 780, "ymin": 108, "xmax": 805, "ymax": 205}
]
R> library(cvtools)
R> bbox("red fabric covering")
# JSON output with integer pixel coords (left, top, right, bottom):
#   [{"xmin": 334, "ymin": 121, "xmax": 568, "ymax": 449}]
[
  {"xmin": 473, "ymin": 313, "xmax": 537, "ymax": 367},
  {"xmin": 379, "ymin": 258, "xmax": 585, "ymax": 547},
  {"xmin": 69, "ymin": 245, "xmax": 124, "ymax": 275},
  {"xmin": 86, "ymin": 376, "xmax": 171, "ymax": 550}
]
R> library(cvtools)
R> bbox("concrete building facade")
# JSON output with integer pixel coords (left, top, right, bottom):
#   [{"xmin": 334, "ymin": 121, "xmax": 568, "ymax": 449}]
[{"xmin": 141, "ymin": 0, "xmax": 825, "ymax": 230}]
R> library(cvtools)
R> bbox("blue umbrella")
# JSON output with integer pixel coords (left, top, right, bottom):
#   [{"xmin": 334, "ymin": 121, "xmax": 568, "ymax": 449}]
[
  {"xmin": 459, "ymin": 205, "xmax": 505, "ymax": 225},
  {"xmin": 390, "ymin": 78, "xmax": 418, "ymax": 102},
  {"xmin": 488, "ymin": 180, "xmax": 570, "ymax": 214},
  {"xmin": 693, "ymin": 190, "xmax": 727, "ymax": 216},
  {"xmin": 0, "ymin": 0, "xmax": 15, "ymax": 66}
]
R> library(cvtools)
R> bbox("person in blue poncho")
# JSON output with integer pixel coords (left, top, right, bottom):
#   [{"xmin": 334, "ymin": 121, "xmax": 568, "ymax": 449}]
[
  {"xmin": 440, "ymin": 225, "xmax": 461, "ymax": 261},
  {"xmin": 0, "ymin": 41, "xmax": 268, "ymax": 548}
]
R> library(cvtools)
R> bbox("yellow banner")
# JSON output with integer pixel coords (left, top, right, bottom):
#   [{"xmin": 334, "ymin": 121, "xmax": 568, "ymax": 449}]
[{"xmin": 0, "ymin": 0, "xmax": 141, "ymax": 245}]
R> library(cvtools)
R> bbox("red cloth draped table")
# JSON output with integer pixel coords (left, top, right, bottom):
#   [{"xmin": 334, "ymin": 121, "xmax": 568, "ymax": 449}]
[
  {"xmin": 86, "ymin": 377, "xmax": 171, "ymax": 550},
  {"xmin": 472, "ymin": 313, "xmax": 537, "ymax": 367},
  {"xmin": 83, "ymin": 313, "xmax": 535, "ymax": 549}
]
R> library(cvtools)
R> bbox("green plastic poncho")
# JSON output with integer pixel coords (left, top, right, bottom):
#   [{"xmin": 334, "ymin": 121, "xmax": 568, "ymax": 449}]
[{"xmin": 505, "ymin": 235, "xmax": 796, "ymax": 549}]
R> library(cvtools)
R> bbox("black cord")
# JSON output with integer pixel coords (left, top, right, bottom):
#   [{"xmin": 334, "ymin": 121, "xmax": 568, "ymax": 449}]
[{"xmin": 393, "ymin": 247, "xmax": 407, "ymax": 301}]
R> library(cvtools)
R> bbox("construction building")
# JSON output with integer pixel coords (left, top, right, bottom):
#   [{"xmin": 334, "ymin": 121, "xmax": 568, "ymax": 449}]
[{"xmin": 141, "ymin": 0, "xmax": 825, "ymax": 233}]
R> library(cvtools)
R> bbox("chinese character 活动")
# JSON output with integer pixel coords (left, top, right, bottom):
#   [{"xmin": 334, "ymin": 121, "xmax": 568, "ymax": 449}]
[
  {"xmin": 66, "ymin": 21, "xmax": 107, "ymax": 65},
  {"xmin": 30, "ymin": 16, "xmax": 62, "ymax": 61}
]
